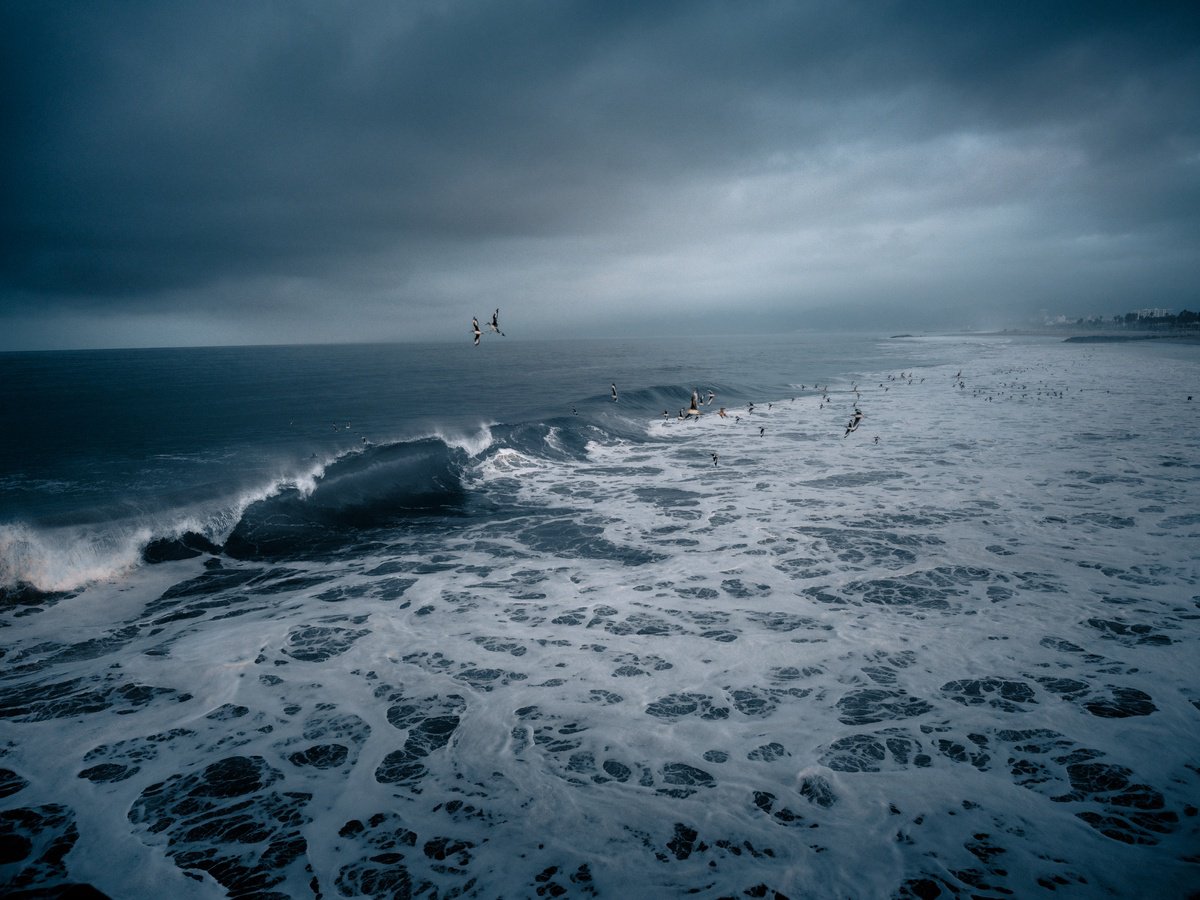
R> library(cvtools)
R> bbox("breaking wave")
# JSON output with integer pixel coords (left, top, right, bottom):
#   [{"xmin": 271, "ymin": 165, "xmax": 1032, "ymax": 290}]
[
  {"xmin": 0, "ymin": 412, "xmax": 640, "ymax": 593},
  {"xmin": 1, "ymin": 435, "xmax": 482, "ymax": 592},
  {"xmin": 223, "ymin": 437, "xmax": 472, "ymax": 559},
  {"xmin": 0, "ymin": 376, "xmax": 756, "ymax": 594}
]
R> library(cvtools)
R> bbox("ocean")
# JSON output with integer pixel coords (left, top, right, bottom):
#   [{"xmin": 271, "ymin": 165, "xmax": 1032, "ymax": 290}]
[{"xmin": 1, "ymin": 332, "xmax": 1197, "ymax": 898}]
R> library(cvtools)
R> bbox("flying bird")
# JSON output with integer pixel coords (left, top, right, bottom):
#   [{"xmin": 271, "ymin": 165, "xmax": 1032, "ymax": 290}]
[
  {"xmin": 490, "ymin": 309, "xmax": 505, "ymax": 335},
  {"xmin": 471, "ymin": 317, "xmax": 482, "ymax": 346},
  {"xmin": 844, "ymin": 408, "xmax": 864, "ymax": 436}
]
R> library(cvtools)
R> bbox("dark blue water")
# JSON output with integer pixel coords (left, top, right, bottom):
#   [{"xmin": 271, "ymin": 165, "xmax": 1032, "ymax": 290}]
[{"xmin": 1, "ymin": 333, "xmax": 934, "ymax": 588}]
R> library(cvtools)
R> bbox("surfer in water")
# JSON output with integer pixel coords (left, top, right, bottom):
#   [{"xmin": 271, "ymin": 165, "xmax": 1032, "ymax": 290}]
[
  {"xmin": 490, "ymin": 309, "xmax": 504, "ymax": 336},
  {"xmin": 844, "ymin": 407, "xmax": 864, "ymax": 436},
  {"xmin": 686, "ymin": 390, "xmax": 701, "ymax": 418},
  {"xmin": 472, "ymin": 317, "xmax": 482, "ymax": 346}
]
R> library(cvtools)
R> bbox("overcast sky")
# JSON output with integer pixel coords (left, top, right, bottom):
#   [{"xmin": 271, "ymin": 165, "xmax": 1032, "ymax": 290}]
[{"xmin": 2, "ymin": 1, "xmax": 1198, "ymax": 349}]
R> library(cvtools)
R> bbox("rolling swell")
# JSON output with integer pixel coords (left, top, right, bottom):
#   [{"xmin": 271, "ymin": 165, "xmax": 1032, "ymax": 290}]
[
  {"xmin": 224, "ymin": 438, "xmax": 469, "ymax": 560},
  {"xmin": 2, "ymin": 388, "xmax": 697, "ymax": 588}
]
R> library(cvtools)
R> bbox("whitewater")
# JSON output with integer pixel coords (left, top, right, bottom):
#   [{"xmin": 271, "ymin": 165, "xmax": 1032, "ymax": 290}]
[{"xmin": 1, "ymin": 333, "xmax": 1198, "ymax": 899}]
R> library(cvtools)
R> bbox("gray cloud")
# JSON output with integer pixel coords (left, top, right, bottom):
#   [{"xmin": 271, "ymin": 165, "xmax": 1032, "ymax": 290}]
[{"xmin": 2, "ymin": 1, "xmax": 1198, "ymax": 347}]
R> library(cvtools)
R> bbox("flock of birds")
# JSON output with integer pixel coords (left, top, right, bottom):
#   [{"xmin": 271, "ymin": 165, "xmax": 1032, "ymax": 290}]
[
  {"xmin": 626, "ymin": 361, "xmax": 1083, "ymax": 462},
  {"xmin": 469, "ymin": 313, "xmax": 1106, "ymax": 465},
  {"xmin": 467, "ymin": 311, "xmax": 946, "ymax": 459}
]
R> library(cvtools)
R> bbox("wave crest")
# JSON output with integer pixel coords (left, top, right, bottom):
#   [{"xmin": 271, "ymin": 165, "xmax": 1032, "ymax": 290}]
[
  {"xmin": 0, "ymin": 521, "xmax": 150, "ymax": 595},
  {"xmin": 0, "ymin": 436, "xmax": 477, "ymax": 588},
  {"xmin": 224, "ymin": 438, "xmax": 468, "ymax": 559}
]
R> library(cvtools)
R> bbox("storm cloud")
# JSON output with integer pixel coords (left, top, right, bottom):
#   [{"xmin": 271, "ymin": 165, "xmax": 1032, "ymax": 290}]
[{"xmin": 3, "ymin": 1, "xmax": 1198, "ymax": 348}]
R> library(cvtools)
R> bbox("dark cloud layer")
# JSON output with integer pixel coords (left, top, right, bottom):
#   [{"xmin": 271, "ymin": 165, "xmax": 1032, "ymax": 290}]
[{"xmin": 3, "ymin": 1, "xmax": 1198, "ymax": 348}]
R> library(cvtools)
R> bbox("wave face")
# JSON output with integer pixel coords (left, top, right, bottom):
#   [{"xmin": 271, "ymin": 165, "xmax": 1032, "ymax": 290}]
[
  {"xmin": 224, "ymin": 439, "xmax": 470, "ymax": 559},
  {"xmin": 5, "ymin": 335, "xmax": 1197, "ymax": 898}
]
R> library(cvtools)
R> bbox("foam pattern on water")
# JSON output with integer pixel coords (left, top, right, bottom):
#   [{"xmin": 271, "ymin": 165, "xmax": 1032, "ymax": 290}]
[{"xmin": 2, "ymin": 337, "xmax": 1198, "ymax": 898}]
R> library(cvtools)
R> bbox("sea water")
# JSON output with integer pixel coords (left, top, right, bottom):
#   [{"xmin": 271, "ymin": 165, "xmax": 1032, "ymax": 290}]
[{"xmin": 1, "ymin": 333, "xmax": 1197, "ymax": 898}]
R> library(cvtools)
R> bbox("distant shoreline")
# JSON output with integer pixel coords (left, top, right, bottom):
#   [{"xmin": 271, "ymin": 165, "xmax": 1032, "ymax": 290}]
[
  {"xmin": 1060, "ymin": 333, "xmax": 1200, "ymax": 344},
  {"xmin": 897, "ymin": 330, "xmax": 1200, "ymax": 345}
]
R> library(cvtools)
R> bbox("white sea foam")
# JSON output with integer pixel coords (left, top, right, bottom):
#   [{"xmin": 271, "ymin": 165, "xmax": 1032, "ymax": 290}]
[
  {"xmin": 1, "ymin": 336, "xmax": 1197, "ymax": 898},
  {"xmin": 432, "ymin": 423, "xmax": 496, "ymax": 458},
  {"xmin": 473, "ymin": 446, "xmax": 539, "ymax": 476},
  {"xmin": 0, "ymin": 520, "xmax": 152, "ymax": 593},
  {"xmin": 0, "ymin": 458, "xmax": 331, "ymax": 593},
  {"xmin": 543, "ymin": 424, "xmax": 566, "ymax": 454}
]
